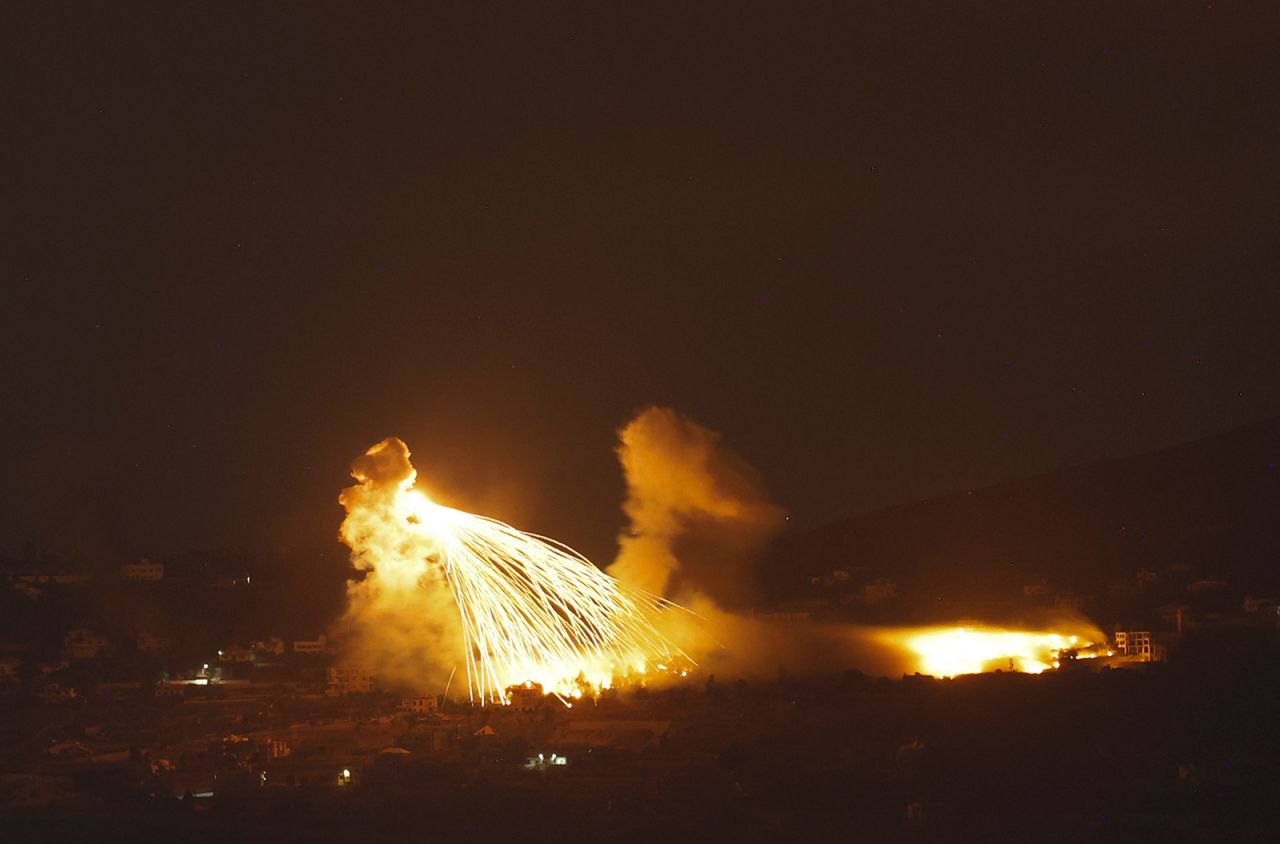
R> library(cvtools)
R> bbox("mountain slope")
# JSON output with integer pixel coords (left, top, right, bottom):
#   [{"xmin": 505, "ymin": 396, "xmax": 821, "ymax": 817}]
[{"xmin": 765, "ymin": 418, "xmax": 1280, "ymax": 624}]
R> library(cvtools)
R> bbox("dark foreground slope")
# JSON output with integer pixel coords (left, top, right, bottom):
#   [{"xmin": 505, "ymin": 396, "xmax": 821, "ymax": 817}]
[
  {"xmin": 5, "ymin": 633, "xmax": 1280, "ymax": 843},
  {"xmin": 765, "ymin": 418, "xmax": 1280, "ymax": 625}
]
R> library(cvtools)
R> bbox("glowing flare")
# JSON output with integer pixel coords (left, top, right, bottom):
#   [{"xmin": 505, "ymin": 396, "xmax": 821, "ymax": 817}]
[
  {"xmin": 875, "ymin": 624, "xmax": 1105, "ymax": 678},
  {"xmin": 340, "ymin": 438, "xmax": 686, "ymax": 704}
]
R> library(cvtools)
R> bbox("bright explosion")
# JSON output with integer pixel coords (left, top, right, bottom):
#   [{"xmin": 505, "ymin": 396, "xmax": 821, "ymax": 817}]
[
  {"xmin": 336, "ymin": 415, "xmax": 1110, "ymax": 703},
  {"xmin": 873, "ymin": 623, "xmax": 1108, "ymax": 678},
  {"xmin": 338, "ymin": 438, "xmax": 685, "ymax": 705}
]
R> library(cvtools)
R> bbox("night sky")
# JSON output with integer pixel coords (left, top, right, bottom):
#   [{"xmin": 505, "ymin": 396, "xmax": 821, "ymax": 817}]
[{"xmin": 6, "ymin": 4, "xmax": 1279, "ymax": 569}]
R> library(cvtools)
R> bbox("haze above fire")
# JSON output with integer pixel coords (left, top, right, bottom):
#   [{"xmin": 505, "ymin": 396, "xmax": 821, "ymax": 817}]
[{"xmin": 334, "ymin": 407, "xmax": 1103, "ymax": 698}]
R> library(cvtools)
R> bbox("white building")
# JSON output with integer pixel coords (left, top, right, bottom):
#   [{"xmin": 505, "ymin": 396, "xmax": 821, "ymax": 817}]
[
  {"xmin": 399, "ymin": 694, "xmax": 438, "ymax": 714},
  {"xmin": 327, "ymin": 667, "xmax": 374, "ymax": 695},
  {"xmin": 121, "ymin": 560, "xmax": 165, "ymax": 581},
  {"xmin": 506, "ymin": 682, "xmax": 545, "ymax": 711}
]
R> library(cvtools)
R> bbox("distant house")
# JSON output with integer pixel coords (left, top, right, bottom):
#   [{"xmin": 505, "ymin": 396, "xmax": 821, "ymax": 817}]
[
  {"xmin": 218, "ymin": 644, "xmax": 253, "ymax": 663},
  {"xmin": 506, "ymin": 682, "xmax": 545, "ymax": 711},
  {"xmin": 0, "ymin": 658, "xmax": 20, "ymax": 685},
  {"xmin": 399, "ymin": 694, "xmax": 439, "ymax": 714},
  {"xmin": 523, "ymin": 751, "xmax": 569, "ymax": 771},
  {"xmin": 293, "ymin": 635, "xmax": 330, "ymax": 655},
  {"xmin": 121, "ymin": 560, "xmax": 165, "ymax": 581},
  {"xmin": 65, "ymin": 628, "xmax": 113, "ymax": 660},
  {"xmin": 252, "ymin": 637, "xmax": 286, "ymax": 656},
  {"xmin": 327, "ymin": 667, "xmax": 374, "ymax": 695},
  {"xmin": 266, "ymin": 738, "xmax": 292, "ymax": 759},
  {"xmin": 1113, "ymin": 630, "xmax": 1169, "ymax": 663}
]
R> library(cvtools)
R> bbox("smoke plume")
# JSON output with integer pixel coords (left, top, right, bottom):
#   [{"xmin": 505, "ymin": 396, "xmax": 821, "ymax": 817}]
[
  {"xmin": 609, "ymin": 406, "xmax": 786, "ymax": 608},
  {"xmin": 332, "ymin": 414, "xmax": 1106, "ymax": 694},
  {"xmin": 335, "ymin": 438, "xmax": 462, "ymax": 693},
  {"xmin": 606, "ymin": 407, "xmax": 975, "ymax": 680},
  {"xmin": 605, "ymin": 407, "xmax": 880, "ymax": 676}
]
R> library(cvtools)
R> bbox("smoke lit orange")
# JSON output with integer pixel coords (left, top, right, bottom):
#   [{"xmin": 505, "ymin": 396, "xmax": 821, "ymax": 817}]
[
  {"xmin": 339, "ymin": 438, "xmax": 686, "ymax": 705},
  {"xmin": 873, "ymin": 623, "xmax": 1106, "ymax": 677}
]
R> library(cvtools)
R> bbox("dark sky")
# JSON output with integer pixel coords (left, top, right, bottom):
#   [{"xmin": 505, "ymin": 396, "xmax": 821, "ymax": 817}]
[{"xmin": 5, "ymin": 3, "xmax": 1279, "ymax": 568}]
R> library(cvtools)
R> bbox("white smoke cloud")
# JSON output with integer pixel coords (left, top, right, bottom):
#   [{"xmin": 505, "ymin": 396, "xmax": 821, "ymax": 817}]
[{"xmin": 334, "ymin": 438, "xmax": 463, "ymax": 693}]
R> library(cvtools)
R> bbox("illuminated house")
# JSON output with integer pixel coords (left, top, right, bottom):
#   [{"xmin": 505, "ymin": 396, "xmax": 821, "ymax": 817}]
[
  {"xmin": 1113, "ymin": 630, "xmax": 1169, "ymax": 663},
  {"xmin": 293, "ymin": 635, "xmax": 330, "ymax": 654},
  {"xmin": 398, "ymin": 694, "xmax": 438, "ymax": 714},
  {"xmin": 120, "ymin": 560, "xmax": 165, "ymax": 581},
  {"xmin": 506, "ymin": 682, "xmax": 545, "ymax": 711},
  {"xmin": 266, "ymin": 738, "xmax": 292, "ymax": 759}
]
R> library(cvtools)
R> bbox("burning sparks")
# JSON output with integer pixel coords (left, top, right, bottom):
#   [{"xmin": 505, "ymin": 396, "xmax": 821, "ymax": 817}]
[
  {"xmin": 874, "ymin": 624, "xmax": 1106, "ymax": 678},
  {"xmin": 339, "ymin": 438, "xmax": 686, "ymax": 704},
  {"xmin": 335, "ymin": 414, "xmax": 1115, "ymax": 702}
]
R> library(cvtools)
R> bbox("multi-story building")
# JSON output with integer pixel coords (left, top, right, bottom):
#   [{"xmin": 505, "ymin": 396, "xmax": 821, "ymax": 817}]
[
  {"xmin": 507, "ymin": 682, "xmax": 545, "ymax": 711},
  {"xmin": 1114, "ymin": 630, "xmax": 1169, "ymax": 663},
  {"xmin": 266, "ymin": 738, "xmax": 292, "ymax": 759},
  {"xmin": 399, "ymin": 694, "xmax": 438, "ymax": 714}
]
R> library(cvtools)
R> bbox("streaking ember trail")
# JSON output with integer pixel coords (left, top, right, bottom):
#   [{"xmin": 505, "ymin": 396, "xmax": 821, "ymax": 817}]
[{"xmin": 339, "ymin": 438, "xmax": 685, "ymax": 705}]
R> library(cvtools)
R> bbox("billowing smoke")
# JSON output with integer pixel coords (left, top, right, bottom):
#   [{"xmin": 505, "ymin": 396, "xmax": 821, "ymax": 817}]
[
  {"xmin": 609, "ymin": 406, "xmax": 786, "ymax": 608},
  {"xmin": 335, "ymin": 438, "xmax": 462, "ymax": 693},
  {"xmin": 332, "ymin": 414, "xmax": 1107, "ymax": 694},
  {"xmin": 605, "ymin": 407, "xmax": 897, "ymax": 677},
  {"xmin": 604, "ymin": 407, "xmax": 1100, "ymax": 680}
]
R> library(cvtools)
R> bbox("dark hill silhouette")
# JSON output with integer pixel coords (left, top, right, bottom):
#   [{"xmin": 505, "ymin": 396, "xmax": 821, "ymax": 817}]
[{"xmin": 764, "ymin": 417, "xmax": 1280, "ymax": 625}]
